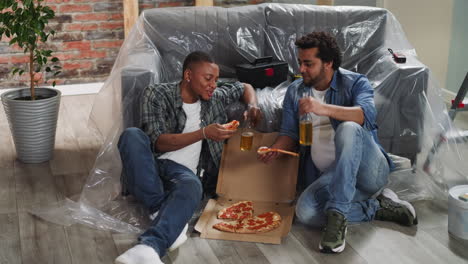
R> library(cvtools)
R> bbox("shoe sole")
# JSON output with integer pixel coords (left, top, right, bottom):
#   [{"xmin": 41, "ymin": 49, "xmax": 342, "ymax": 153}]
[
  {"xmin": 319, "ymin": 227, "xmax": 347, "ymax": 253},
  {"xmin": 319, "ymin": 241, "xmax": 346, "ymax": 253},
  {"xmin": 382, "ymin": 188, "xmax": 418, "ymax": 225}
]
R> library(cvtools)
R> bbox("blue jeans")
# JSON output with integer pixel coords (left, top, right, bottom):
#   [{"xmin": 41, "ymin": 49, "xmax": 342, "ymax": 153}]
[
  {"xmin": 118, "ymin": 127, "xmax": 203, "ymax": 257},
  {"xmin": 296, "ymin": 122, "xmax": 390, "ymax": 227}
]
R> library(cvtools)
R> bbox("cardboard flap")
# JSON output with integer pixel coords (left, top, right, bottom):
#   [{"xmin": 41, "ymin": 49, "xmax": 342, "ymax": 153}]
[
  {"xmin": 194, "ymin": 199, "xmax": 217, "ymax": 233},
  {"xmin": 216, "ymin": 132, "xmax": 298, "ymax": 203}
]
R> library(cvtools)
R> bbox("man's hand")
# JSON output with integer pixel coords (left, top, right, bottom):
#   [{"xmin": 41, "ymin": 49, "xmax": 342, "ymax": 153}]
[
  {"xmin": 300, "ymin": 97, "xmax": 365, "ymax": 125},
  {"xmin": 299, "ymin": 96, "xmax": 328, "ymax": 116},
  {"xmin": 243, "ymin": 105, "xmax": 262, "ymax": 127},
  {"xmin": 257, "ymin": 148, "xmax": 280, "ymax": 164},
  {"xmin": 204, "ymin": 123, "xmax": 236, "ymax": 141},
  {"xmin": 257, "ymin": 136, "xmax": 297, "ymax": 164}
]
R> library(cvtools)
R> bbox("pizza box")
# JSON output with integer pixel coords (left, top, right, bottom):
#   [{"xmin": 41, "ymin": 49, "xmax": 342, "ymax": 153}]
[{"xmin": 195, "ymin": 132, "xmax": 299, "ymax": 244}]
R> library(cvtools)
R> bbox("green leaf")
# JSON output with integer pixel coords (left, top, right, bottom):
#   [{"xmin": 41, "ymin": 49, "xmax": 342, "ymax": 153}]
[
  {"xmin": 45, "ymin": 67, "xmax": 51, "ymax": 72},
  {"xmin": 52, "ymin": 81, "xmax": 56, "ymax": 87},
  {"xmin": 53, "ymin": 71, "xmax": 61, "ymax": 76},
  {"xmin": 51, "ymin": 57, "xmax": 59, "ymax": 62}
]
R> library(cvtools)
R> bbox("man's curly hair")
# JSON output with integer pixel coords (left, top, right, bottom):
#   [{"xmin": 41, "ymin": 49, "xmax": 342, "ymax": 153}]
[{"xmin": 295, "ymin": 32, "xmax": 341, "ymax": 70}]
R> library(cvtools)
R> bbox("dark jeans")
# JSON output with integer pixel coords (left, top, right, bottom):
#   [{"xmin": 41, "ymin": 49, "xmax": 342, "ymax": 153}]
[{"xmin": 118, "ymin": 127, "xmax": 203, "ymax": 257}]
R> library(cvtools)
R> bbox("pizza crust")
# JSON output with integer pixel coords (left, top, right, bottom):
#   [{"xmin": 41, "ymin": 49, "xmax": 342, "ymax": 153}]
[{"xmin": 212, "ymin": 221, "xmax": 239, "ymax": 233}]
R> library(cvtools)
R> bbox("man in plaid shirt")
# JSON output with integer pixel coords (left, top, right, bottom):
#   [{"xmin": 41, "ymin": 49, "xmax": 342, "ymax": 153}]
[{"xmin": 116, "ymin": 51, "xmax": 259, "ymax": 264}]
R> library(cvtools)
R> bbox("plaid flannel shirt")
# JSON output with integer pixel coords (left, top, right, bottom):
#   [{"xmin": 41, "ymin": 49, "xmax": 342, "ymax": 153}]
[{"xmin": 140, "ymin": 81, "xmax": 245, "ymax": 174}]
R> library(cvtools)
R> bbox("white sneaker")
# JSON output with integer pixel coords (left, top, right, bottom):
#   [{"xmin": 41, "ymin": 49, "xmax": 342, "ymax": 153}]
[
  {"xmin": 381, "ymin": 188, "xmax": 416, "ymax": 218},
  {"xmin": 148, "ymin": 211, "xmax": 188, "ymax": 251},
  {"xmin": 169, "ymin": 224, "xmax": 188, "ymax": 251},
  {"xmin": 115, "ymin": 244, "xmax": 163, "ymax": 264}
]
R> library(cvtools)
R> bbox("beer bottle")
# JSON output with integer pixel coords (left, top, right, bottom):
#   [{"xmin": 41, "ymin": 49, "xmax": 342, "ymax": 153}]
[{"xmin": 299, "ymin": 88, "xmax": 313, "ymax": 146}]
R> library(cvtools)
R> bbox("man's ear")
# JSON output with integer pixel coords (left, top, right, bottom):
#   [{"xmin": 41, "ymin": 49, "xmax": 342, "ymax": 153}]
[
  {"xmin": 183, "ymin": 69, "xmax": 192, "ymax": 82},
  {"xmin": 324, "ymin": 61, "xmax": 333, "ymax": 70}
]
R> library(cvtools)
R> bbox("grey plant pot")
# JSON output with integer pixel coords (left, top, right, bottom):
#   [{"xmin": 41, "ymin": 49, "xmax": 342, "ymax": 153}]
[{"xmin": 1, "ymin": 88, "xmax": 61, "ymax": 163}]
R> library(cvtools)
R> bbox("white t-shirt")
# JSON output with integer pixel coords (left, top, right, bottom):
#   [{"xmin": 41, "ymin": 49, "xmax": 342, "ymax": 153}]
[
  {"xmin": 310, "ymin": 88, "xmax": 336, "ymax": 172},
  {"xmin": 158, "ymin": 101, "xmax": 202, "ymax": 174}
]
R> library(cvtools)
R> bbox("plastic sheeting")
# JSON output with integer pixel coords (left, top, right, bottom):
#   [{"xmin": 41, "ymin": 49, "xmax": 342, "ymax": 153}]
[{"xmin": 30, "ymin": 4, "xmax": 468, "ymax": 234}]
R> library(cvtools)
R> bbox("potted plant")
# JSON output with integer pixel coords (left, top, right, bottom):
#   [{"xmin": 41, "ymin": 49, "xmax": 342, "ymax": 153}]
[{"xmin": 0, "ymin": 0, "xmax": 62, "ymax": 163}]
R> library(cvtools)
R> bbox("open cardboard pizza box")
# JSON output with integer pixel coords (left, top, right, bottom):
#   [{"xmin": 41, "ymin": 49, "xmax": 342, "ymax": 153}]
[{"xmin": 195, "ymin": 131, "xmax": 299, "ymax": 244}]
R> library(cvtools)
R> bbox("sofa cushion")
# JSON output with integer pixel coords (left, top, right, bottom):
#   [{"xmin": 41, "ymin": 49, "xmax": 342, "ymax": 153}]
[
  {"xmin": 142, "ymin": 5, "xmax": 268, "ymax": 80},
  {"xmin": 263, "ymin": 4, "xmax": 388, "ymax": 73}
]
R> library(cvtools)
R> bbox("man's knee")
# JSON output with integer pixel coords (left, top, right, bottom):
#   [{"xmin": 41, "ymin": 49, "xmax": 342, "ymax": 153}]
[
  {"xmin": 335, "ymin": 121, "xmax": 364, "ymax": 145},
  {"xmin": 178, "ymin": 177, "xmax": 203, "ymax": 201},
  {"xmin": 336, "ymin": 121, "xmax": 363, "ymax": 136},
  {"xmin": 118, "ymin": 127, "xmax": 148, "ymax": 149}
]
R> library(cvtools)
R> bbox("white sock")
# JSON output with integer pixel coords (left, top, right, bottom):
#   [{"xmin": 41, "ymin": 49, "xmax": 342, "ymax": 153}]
[
  {"xmin": 115, "ymin": 244, "xmax": 163, "ymax": 264},
  {"xmin": 169, "ymin": 224, "xmax": 188, "ymax": 251},
  {"xmin": 149, "ymin": 210, "xmax": 188, "ymax": 251}
]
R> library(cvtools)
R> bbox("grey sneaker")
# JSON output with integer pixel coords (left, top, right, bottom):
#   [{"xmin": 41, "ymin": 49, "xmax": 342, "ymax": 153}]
[
  {"xmin": 319, "ymin": 210, "xmax": 347, "ymax": 253},
  {"xmin": 375, "ymin": 188, "xmax": 418, "ymax": 226}
]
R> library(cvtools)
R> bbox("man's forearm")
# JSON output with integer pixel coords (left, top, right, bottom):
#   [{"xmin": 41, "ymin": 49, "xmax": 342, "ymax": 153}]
[
  {"xmin": 242, "ymin": 83, "xmax": 257, "ymax": 106},
  {"xmin": 323, "ymin": 105, "xmax": 364, "ymax": 125},
  {"xmin": 272, "ymin": 135, "xmax": 298, "ymax": 151},
  {"xmin": 155, "ymin": 130, "xmax": 204, "ymax": 152}
]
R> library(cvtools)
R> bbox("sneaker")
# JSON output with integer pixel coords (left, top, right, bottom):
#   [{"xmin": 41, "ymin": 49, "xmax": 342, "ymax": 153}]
[
  {"xmin": 115, "ymin": 244, "xmax": 163, "ymax": 264},
  {"xmin": 319, "ymin": 210, "xmax": 347, "ymax": 253},
  {"xmin": 375, "ymin": 188, "xmax": 418, "ymax": 226},
  {"xmin": 168, "ymin": 224, "xmax": 188, "ymax": 251},
  {"xmin": 149, "ymin": 212, "xmax": 188, "ymax": 251}
]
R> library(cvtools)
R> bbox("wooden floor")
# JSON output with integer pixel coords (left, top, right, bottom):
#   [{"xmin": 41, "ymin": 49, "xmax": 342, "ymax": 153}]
[{"xmin": 1, "ymin": 94, "xmax": 468, "ymax": 264}]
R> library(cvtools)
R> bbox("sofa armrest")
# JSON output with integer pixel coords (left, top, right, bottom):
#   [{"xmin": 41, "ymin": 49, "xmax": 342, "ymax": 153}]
[
  {"xmin": 361, "ymin": 51, "xmax": 429, "ymax": 161},
  {"xmin": 121, "ymin": 66, "xmax": 155, "ymax": 129}
]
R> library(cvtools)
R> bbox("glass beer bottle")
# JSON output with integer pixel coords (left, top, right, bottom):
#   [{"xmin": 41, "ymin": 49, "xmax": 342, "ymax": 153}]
[
  {"xmin": 240, "ymin": 116, "xmax": 254, "ymax": 151},
  {"xmin": 299, "ymin": 88, "xmax": 313, "ymax": 146}
]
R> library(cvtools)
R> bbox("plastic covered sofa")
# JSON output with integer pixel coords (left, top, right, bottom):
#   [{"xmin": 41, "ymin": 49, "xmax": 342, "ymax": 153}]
[{"xmin": 120, "ymin": 4, "xmax": 428, "ymax": 162}]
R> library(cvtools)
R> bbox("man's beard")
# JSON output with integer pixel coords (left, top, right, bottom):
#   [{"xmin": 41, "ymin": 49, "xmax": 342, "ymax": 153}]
[{"xmin": 303, "ymin": 65, "xmax": 326, "ymax": 87}]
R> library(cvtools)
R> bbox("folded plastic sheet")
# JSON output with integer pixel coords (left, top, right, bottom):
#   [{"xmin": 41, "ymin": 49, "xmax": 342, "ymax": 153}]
[{"xmin": 29, "ymin": 4, "xmax": 468, "ymax": 233}]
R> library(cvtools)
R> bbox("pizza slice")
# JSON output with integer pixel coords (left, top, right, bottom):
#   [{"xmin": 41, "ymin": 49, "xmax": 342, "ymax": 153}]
[
  {"xmin": 236, "ymin": 211, "xmax": 282, "ymax": 234},
  {"xmin": 212, "ymin": 220, "xmax": 242, "ymax": 233},
  {"xmin": 222, "ymin": 120, "xmax": 240, "ymax": 130},
  {"xmin": 217, "ymin": 201, "xmax": 253, "ymax": 220}
]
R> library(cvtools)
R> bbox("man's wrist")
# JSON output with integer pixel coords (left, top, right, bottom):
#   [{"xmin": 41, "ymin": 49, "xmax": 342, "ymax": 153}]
[
  {"xmin": 201, "ymin": 127, "xmax": 207, "ymax": 140},
  {"xmin": 321, "ymin": 103, "xmax": 331, "ymax": 117},
  {"xmin": 247, "ymin": 103, "xmax": 259, "ymax": 110}
]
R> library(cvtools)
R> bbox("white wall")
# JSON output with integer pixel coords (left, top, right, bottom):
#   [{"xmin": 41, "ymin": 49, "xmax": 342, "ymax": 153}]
[{"xmin": 381, "ymin": 0, "xmax": 453, "ymax": 88}]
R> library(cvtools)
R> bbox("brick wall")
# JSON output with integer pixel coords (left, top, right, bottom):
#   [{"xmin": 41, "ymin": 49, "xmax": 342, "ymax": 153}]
[{"xmin": 0, "ymin": 0, "xmax": 192, "ymax": 89}]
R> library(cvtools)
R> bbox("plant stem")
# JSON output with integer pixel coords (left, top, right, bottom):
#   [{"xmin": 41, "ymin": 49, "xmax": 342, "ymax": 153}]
[{"xmin": 29, "ymin": 46, "xmax": 35, "ymax": 100}]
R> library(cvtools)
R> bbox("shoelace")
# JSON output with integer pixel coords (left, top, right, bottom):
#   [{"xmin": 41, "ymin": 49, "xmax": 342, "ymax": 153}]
[
  {"xmin": 379, "ymin": 200, "xmax": 405, "ymax": 220},
  {"xmin": 324, "ymin": 216, "xmax": 344, "ymax": 240}
]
